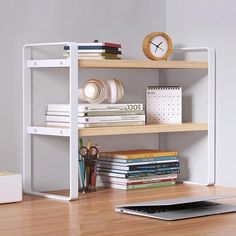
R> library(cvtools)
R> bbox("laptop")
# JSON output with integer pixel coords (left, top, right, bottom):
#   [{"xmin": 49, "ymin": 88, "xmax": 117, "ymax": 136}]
[{"xmin": 115, "ymin": 195, "xmax": 236, "ymax": 221}]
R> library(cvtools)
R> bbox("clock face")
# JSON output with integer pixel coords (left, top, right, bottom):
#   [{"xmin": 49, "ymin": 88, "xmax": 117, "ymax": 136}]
[
  {"xmin": 149, "ymin": 36, "xmax": 168, "ymax": 58},
  {"xmin": 142, "ymin": 32, "xmax": 173, "ymax": 60}
]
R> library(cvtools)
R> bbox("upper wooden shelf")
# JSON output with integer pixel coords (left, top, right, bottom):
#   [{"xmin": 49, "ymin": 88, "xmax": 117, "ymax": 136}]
[
  {"xmin": 27, "ymin": 59, "xmax": 208, "ymax": 69},
  {"xmin": 27, "ymin": 123, "xmax": 208, "ymax": 137},
  {"xmin": 79, "ymin": 59, "xmax": 208, "ymax": 69}
]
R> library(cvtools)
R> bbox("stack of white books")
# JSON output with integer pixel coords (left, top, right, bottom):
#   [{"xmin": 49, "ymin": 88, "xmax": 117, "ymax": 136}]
[{"xmin": 46, "ymin": 103, "xmax": 145, "ymax": 128}]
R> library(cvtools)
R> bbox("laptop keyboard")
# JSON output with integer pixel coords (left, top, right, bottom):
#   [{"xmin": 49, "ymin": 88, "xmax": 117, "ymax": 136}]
[{"xmin": 125, "ymin": 201, "xmax": 221, "ymax": 214}]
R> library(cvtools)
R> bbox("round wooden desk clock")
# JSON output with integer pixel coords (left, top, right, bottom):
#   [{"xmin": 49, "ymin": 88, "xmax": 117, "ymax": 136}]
[{"xmin": 142, "ymin": 32, "xmax": 173, "ymax": 61}]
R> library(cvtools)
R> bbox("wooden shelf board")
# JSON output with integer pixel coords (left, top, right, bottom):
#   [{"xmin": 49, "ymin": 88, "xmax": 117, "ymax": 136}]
[
  {"xmin": 79, "ymin": 59, "xmax": 208, "ymax": 69},
  {"xmin": 27, "ymin": 123, "xmax": 208, "ymax": 137},
  {"xmin": 79, "ymin": 123, "xmax": 208, "ymax": 136},
  {"xmin": 27, "ymin": 59, "xmax": 208, "ymax": 69}
]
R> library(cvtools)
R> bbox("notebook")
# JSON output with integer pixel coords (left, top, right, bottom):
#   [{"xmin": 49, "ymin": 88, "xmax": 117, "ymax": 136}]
[
  {"xmin": 146, "ymin": 86, "xmax": 182, "ymax": 124},
  {"xmin": 115, "ymin": 195, "xmax": 236, "ymax": 221}
]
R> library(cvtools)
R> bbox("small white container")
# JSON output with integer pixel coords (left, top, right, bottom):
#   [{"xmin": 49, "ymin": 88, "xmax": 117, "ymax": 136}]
[{"xmin": 0, "ymin": 173, "xmax": 22, "ymax": 204}]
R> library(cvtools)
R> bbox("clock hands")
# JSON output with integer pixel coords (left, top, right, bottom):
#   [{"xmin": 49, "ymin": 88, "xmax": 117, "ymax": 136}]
[
  {"xmin": 150, "ymin": 41, "xmax": 165, "ymax": 52},
  {"xmin": 150, "ymin": 41, "xmax": 158, "ymax": 47}
]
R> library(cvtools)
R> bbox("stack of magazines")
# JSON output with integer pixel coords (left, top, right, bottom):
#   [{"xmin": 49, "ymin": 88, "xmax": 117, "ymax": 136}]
[
  {"xmin": 63, "ymin": 41, "xmax": 122, "ymax": 60},
  {"xmin": 97, "ymin": 149, "xmax": 180, "ymax": 190},
  {"xmin": 45, "ymin": 103, "xmax": 145, "ymax": 128}
]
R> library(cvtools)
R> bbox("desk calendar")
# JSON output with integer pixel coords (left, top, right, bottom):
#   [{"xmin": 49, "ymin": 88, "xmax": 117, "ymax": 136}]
[{"xmin": 146, "ymin": 86, "xmax": 182, "ymax": 124}]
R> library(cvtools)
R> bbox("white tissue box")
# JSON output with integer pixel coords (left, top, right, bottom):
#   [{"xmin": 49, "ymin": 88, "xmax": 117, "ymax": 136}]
[{"xmin": 0, "ymin": 173, "xmax": 22, "ymax": 204}]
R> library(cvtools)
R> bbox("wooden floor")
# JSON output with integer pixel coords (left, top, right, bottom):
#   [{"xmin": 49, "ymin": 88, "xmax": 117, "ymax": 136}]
[{"xmin": 1, "ymin": 184, "xmax": 236, "ymax": 236}]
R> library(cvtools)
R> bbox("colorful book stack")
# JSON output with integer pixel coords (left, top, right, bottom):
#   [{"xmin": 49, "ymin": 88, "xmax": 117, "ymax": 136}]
[
  {"xmin": 45, "ymin": 103, "xmax": 145, "ymax": 128},
  {"xmin": 63, "ymin": 41, "xmax": 122, "ymax": 60},
  {"xmin": 97, "ymin": 149, "xmax": 180, "ymax": 190}
]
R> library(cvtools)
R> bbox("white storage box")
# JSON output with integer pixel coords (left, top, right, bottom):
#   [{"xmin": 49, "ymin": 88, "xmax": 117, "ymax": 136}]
[{"xmin": 0, "ymin": 173, "xmax": 22, "ymax": 204}]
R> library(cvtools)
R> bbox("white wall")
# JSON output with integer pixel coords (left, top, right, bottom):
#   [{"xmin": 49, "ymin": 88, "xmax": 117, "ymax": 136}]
[
  {"xmin": 5, "ymin": 0, "xmax": 233, "ymax": 190},
  {"xmin": 0, "ymin": 0, "xmax": 166, "ymax": 190},
  {"xmin": 166, "ymin": 0, "xmax": 236, "ymax": 187}
]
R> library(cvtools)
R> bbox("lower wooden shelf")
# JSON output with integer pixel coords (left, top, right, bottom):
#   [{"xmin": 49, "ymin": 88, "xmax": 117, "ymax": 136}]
[{"xmin": 27, "ymin": 122, "xmax": 208, "ymax": 137}]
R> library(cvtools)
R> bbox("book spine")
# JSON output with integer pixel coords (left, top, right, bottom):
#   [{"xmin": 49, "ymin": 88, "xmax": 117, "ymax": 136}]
[
  {"xmin": 97, "ymin": 171, "xmax": 126, "ymax": 178},
  {"xmin": 98, "ymin": 158, "xmax": 177, "ymax": 167},
  {"xmin": 128, "ymin": 162, "xmax": 179, "ymax": 171},
  {"xmin": 77, "ymin": 57, "xmax": 120, "ymax": 60},
  {"xmin": 76, "ymin": 49, "xmax": 121, "ymax": 54},
  {"xmin": 97, "ymin": 167, "xmax": 180, "ymax": 174},
  {"xmin": 126, "ymin": 156, "xmax": 177, "ymax": 163},
  {"xmin": 98, "ymin": 156, "xmax": 177, "ymax": 164},
  {"xmin": 77, "ymin": 46, "xmax": 120, "ymax": 50},
  {"xmin": 127, "ymin": 169, "xmax": 180, "ymax": 178},
  {"xmin": 127, "ymin": 178, "xmax": 176, "ymax": 186},
  {"xmin": 64, "ymin": 42, "xmax": 121, "ymax": 50},
  {"xmin": 46, "ymin": 121, "xmax": 145, "ymax": 128},
  {"xmin": 127, "ymin": 181, "xmax": 175, "ymax": 190},
  {"xmin": 98, "ymin": 160, "xmax": 179, "ymax": 169},
  {"xmin": 46, "ymin": 110, "xmax": 145, "ymax": 117},
  {"xmin": 100, "ymin": 152, "xmax": 178, "ymax": 159},
  {"xmin": 46, "ymin": 115, "xmax": 145, "ymax": 123},
  {"xmin": 47, "ymin": 103, "xmax": 143, "ymax": 112},
  {"xmin": 102, "ymin": 180, "xmax": 175, "ymax": 190},
  {"xmin": 99, "ymin": 175, "xmax": 177, "ymax": 184}
]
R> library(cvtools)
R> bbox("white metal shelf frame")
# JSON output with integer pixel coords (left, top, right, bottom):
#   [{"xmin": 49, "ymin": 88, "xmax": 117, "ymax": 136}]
[
  {"xmin": 172, "ymin": 47, "xmax": 216, "ymax": 186},
  {"xmin": 23, "ymin": 43, "xmax": 216, "ymax": 201},
  {"xmin": 23, "ymin": 42, "xmax": 79, "ymax": 201}
]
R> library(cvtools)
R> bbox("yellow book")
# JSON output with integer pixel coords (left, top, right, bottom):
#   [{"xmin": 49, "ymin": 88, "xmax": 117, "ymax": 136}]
[{"xmin": 99, "ymin": 149, "xmax": 178, "ymax": 159}]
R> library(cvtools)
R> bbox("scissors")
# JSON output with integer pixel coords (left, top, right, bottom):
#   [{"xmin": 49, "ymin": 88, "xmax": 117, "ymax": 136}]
[{"xmin": 79, "ymin": 145, "xmax": 99, "ymax": 191}]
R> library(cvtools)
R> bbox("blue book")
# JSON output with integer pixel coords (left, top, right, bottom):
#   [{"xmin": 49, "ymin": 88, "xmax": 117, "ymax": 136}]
[
  {"xmin": 97, "ymin": 168, "xmax": 180, "ymax": 179},
  {"xmin": 97, "ymin": 166, "xmax": 180, "ymax": 174},
  {"xmin": 98, "ymin": 161, "xmax": 179, "ymax": 171}
]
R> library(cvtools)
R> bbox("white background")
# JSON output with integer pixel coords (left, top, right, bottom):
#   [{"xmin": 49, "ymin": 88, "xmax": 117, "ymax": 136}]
[{"xmin": 166, "ymin": 0, "xmax": 236, "ymax": 187}]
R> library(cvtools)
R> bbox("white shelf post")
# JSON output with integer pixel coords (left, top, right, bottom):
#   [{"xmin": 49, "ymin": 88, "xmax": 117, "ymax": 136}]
[
  {"xmin": 69, "ymin": 43, "xmax": 79, "ymax": 200},
  {"xmin": 23, "ymin": 42, "xmax": 79, "ymax": 201},
  {"xmin": 173, "ymin": 47, "xmax": 216, "ymax": 186}
]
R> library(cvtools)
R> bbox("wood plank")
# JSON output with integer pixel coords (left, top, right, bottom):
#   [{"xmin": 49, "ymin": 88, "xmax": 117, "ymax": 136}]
[
  {"xmin": 79, "ymin": 123, "xmax": 208, "ymax": 136},
  {"xmin": 79, "ymin": 59, "xmax": 208, "ymax": 69},
  {"xmin": 27, "ymin": 59, "xmax": 208, "ymax": 69},
  {"xmin": 27, "ymin": 123, "xmax": 208, "ymax": 137},
  {"xmin": 1, "ymin": 184, "xmax": 236, "ymax": 236}
]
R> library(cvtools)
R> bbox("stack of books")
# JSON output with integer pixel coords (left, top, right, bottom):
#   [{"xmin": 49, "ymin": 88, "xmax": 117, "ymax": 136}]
[
  {"xmin": 97, "ymin": 149, "xmax": 180, "ymax": 190},
  {"xmin": 45, "ymin": 103, "xmax": 145, "ymax": 128},
  {"xmin": 63, "ymin": 41, "xmax": 122, "ymax": 60}
]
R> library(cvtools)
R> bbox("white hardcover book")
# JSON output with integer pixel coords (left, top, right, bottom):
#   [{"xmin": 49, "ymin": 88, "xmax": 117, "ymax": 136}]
[
  {"xmin": 46, "ymin": 110, "xmax": 145, "ymax": 117},
  {"xmin": 99, "ymin": 174, "xmax": 177, "ymax": 184},
  {"xmin": 46, "ymin": 121, "xmax": 145, "ymax": 128},
  {"xmin": 47, "ymin": 103, "xmax": 143, "ymax": 112},
  {"xmin": 77, "ymin": 57, "xmax": 120, "ymax": 60},
  {"xmin": 146, "ymin": 86, "xmax": 182, "ymax": 124},
  {"xmin": 64, "ymin": 42, "xmax": 121, "ymax": 48},
  {"xmin": 97, "ymin": 171, "xmax": 127, "ymax": 178},
  {"xmin": 45, "ymin": 115, "xmax": 145, "ymax": 123},
  {"xmin": 63, "ymin": 53, "xmax": 120, "ymax": 60}
]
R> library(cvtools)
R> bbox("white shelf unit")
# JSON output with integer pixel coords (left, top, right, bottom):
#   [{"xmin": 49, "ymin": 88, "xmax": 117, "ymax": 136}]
[{"xmin": 23, "ymin": 43, "xmax": 215, "ymax": 201}]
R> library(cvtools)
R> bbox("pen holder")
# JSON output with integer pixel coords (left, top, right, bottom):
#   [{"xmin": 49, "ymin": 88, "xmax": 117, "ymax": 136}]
[{"xmin": 79, "ymin": 158, "xmax": 98, "ymax": 193}]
